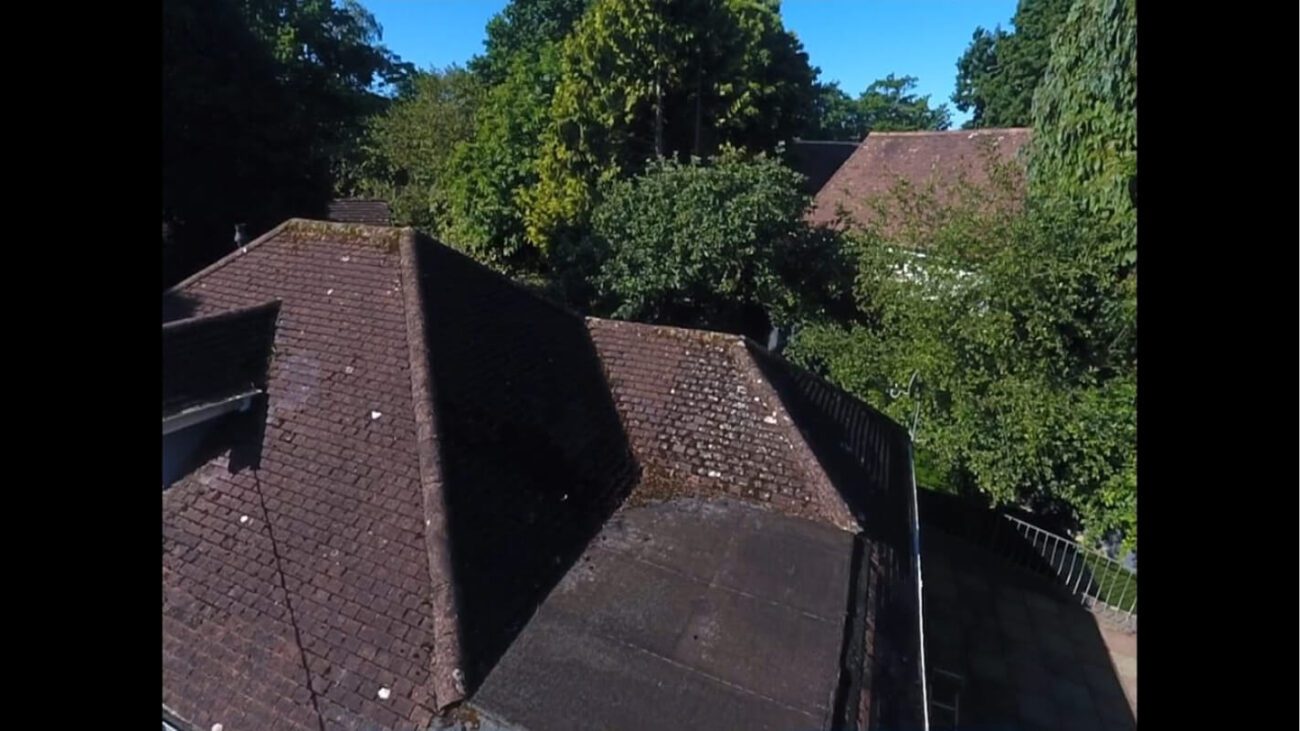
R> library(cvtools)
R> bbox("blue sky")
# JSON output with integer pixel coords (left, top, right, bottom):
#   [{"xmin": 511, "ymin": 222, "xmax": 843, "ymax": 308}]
[{"xmin": 361, "ymin": 0, "xmax": 1019, "ymax": 127}]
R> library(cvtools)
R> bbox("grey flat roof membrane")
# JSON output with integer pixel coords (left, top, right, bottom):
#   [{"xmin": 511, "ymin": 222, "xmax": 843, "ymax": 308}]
[{"xmin": 473, "ymin": 498, "xmax": 857, "ymax": 731}]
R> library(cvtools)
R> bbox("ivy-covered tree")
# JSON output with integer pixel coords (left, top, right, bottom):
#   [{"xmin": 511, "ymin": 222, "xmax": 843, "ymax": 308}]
[
  {"xmin": 578, "ymin": 150, "xmax": 849, "ymax": 339},
  {"xmin": 952, "ymin": 0, "xmax": 1072, "ymax": 128},
  {"xmin": 1029, "ymin": 0, "xmax": 1137, "ymax": 280},
  {"xmin": 523, "ymin": 0, "xmax": 815, "ymax": 251}
]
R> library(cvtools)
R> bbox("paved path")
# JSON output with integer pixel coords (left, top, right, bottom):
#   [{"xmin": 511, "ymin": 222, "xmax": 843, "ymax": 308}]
[{"xmin": 921, "ymin": 528, "xmax": 1136, "ymax": 731}]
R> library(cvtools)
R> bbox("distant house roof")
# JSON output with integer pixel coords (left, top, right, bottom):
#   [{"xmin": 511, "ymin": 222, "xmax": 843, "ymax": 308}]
[
  {"xmin": 327, "ymin": 197, "xmax": 392, "ymax": 225},
  {"xmin": 807, "ymin": 128, "xmax": 1032, "ymax": 237},
  {"xmin": 787, "ymin": 139, "xmax": 861, "ymax": 194},
  {"xmin": 161, "ymin": 219, "xmax": 923, "ymax": 731}
]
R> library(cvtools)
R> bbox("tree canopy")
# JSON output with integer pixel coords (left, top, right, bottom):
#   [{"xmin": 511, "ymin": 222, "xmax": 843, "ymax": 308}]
[
  {"xmin": 952, "ymin": 0, "xmax": 1072, "ymax": 128},
  {"xmin": 580, "ymin": 151, "xmax": 847, "ymax": 333},
  {"xmin": 163, "ymin": 0, "xmax": 409, "ymax": 286},
  {"xmin": 345, "ymin": 67, "xmax": 481, "ymax": 234},
  {"xmin": 522, "ymin": 0, "xmax": 816, "ymax": 251},
  {"xmin": 805, "ymin": 74, "xmax": 951, "ymax": 141}
]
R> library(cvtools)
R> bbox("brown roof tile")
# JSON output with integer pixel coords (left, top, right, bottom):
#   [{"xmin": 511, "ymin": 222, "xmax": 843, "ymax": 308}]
[
  {"xmin": 163, "ymin": 220, "xmax": 442, "ymax": 731},
  {"xmin": 808, "ymin": 128, "xmax": 1031, "ymax": 237},
  {"xmin": 586, "ymin": 318, "xmax": 857, "ymax": 530}
]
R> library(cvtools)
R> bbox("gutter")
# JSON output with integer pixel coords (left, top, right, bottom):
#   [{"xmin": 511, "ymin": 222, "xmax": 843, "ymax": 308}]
[{"xmin": 162, "ymin": 389, "xmax": 262, "ymax": 435}]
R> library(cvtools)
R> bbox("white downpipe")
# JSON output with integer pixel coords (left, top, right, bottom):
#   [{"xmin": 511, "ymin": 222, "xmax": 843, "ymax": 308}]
[{"xmin": 908, "ymin": 438, "xmax": 931, "ymax": 731}]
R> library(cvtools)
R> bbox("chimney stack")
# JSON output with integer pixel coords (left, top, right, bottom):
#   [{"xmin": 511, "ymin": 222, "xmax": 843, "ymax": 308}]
[{"xmin": 233, "ymin": 223, "xmax": 248, "ymax": 250}]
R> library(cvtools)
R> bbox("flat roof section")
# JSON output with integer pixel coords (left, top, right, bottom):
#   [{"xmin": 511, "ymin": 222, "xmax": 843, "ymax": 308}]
[{"xmin": 473, "ymin": 497, "xmax": 857, "ymax": 731}]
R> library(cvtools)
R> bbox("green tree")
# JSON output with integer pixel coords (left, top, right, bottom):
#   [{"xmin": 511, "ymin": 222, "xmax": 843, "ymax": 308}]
[
  {"xmin": 439, "ymin": 0, "xmax": 594, "ymax": 271},
  {"xmin": 806, "ymin": 80, "xmax": 866, "ymax": 140},
  {"xmin": 163, "ymin": 0, "xmax": 407, "ymax": 286},
  {"xmin": 952, "ymin": 0, "xmax": 1071, "ymax": 128},
  {"xmin": 804, "ymin": 74, "xmax": 951, "ymax": 140},
  {"xmin": 442, "ymin": 45, "xmax": 564, "ymax": 270},
  {"xmin": 237, "ymin": 0, "xmax": 414, "ymax": 175},
  {"xmin": 349, "ymin": 67, "xmax": 482, "ymax": 233},
  {"xmin": 469, "ymin": 0, "xmax": 592, "ymax": 85},
  {"xmin": 857, "ymin": 74, "xmax": 952, "ymax": 132},
  {"xmin": 788, "ymin": 164, "xmax": 1135, "ymax": 551},
  {"xmin": 579, "ymin": 150, "xmax": 849, "ymax": 337},
  {"xmin": 524, "ymin": 0, "xmax": 815, "ymax": 251},
  {"xmin": 790, "ymin": 0, "xmax": 1137, "ymax": 549}
]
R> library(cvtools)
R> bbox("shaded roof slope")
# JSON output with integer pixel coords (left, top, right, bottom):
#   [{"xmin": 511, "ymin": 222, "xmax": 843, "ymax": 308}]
[
  {"xmin": 327, "ymin": 198, "xmax": 393, "ymax": 225},
  {"xmin": 787, "ymin": 139, "xmax": 861, "ymax": 194},
  {"xmin": 808, "ymin": 128, "xmax": 1031, "ymax": 237}
]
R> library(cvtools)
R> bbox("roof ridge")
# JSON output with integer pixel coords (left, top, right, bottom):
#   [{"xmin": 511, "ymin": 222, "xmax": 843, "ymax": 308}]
[
  {"xmin": 166, "ymin": 219, "xmax": 404, "ymax": 294},
  {"xmin": 730, "ymin": 338, "xmax": 859, "ymax": 532},
  {"xmin": 166, "ymin": 218, "xmax": 299, "ymax": 294},
  {"xmin": 866, "ymin": 127, "xmax": 1033, "ymax": 137},
  {"xmin": 584, "ymin": 316, "xmax": 743, "ymax": 344},
  {"xmin": 396, "ymin": 228, "xmax": 466, "ymax": 709}
]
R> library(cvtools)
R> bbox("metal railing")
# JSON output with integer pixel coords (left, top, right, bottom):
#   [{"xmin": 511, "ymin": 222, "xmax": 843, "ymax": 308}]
[{"xmin": 994, "ymin": 514, "xmax": 1137, "ymax": 629}]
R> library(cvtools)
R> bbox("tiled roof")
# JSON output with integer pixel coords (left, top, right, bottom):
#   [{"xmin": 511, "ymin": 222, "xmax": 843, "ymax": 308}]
[
  {"xmin": 807, "ymin": 128, "xmax": 1031, "ymax": 237},
  {"xmin": 587, "ymin": 319, "xmax": 857, "ymax": 530},
  {"xmin": 327, "ymin": 198, "xmax": 393, "ymax": 225},
  {"xmin": 163, "ymin": 221, "xmax": 444, "ymax": 731},
  {"xmin": 162, "ymin": 219, "xmax": 922, "ymax": 731}
]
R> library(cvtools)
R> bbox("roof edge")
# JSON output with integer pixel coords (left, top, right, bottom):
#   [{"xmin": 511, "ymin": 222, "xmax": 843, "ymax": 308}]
[
  {"xmin": 865, "ymin": 127, "xmax": 1033, "ymax": 137},
  {"xmin": 748, "ymin": 341, "xmax": 909, "ymax": 438},
  {"xmin": 582, "ymin": 315, "xmax": 744, "ymax": 344},
  {"xmin": 161, "ymin": 299, "xmax": 282, "ymax": 333},
  {"xmin": 166, "ymin": 219, "xmax": 300, "ymax": 294},
  {"xmin": 397, "ymin": 228, "xmax": 467, "ymax": 709},
  {"xmin": 732, "ymin": 338, "xmax": 859, "ymax": 532}
]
